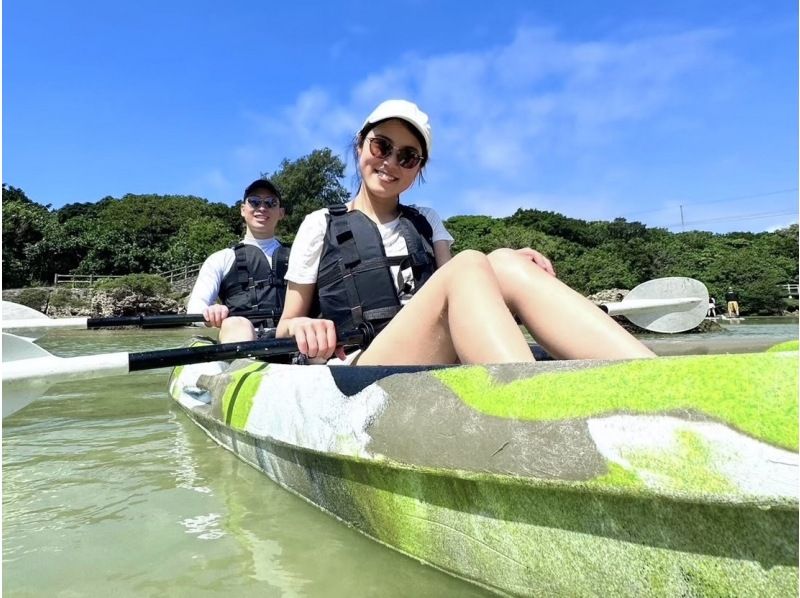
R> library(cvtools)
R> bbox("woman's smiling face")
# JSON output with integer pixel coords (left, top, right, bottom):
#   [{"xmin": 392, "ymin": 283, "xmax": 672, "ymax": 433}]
[{"xmin": 357, "ymin": 119, "xmax": 424, "ymax": 200}]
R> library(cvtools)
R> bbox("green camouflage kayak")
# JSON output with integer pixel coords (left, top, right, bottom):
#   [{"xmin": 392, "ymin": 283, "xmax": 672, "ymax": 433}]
[{"xmin": 169, "ymin": 339, "xmax": 798, "ymax": 597}]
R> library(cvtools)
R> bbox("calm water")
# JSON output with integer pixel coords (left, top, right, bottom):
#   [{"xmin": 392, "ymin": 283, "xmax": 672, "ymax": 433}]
[{"xmin": 3, "ymin": 320, "xmax": 797, "ymax": 596}]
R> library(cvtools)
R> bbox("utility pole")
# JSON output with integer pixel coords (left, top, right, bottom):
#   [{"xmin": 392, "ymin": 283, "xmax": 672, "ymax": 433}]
[{"xmin": 679, "ymin": 205, "xmax": 685, "ymax": 231}]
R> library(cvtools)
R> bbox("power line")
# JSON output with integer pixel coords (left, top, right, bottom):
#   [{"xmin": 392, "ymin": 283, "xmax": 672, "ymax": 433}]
[
  {"xmin": 623, "ymin": 188, "xmax": 798, "ymax": 218},
  {"xmin": 663, "ymin": 209, "xmax": 797, "ymax": 230}
]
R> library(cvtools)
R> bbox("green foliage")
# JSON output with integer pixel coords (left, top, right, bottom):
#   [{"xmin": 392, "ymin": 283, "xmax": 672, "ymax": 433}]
[
  {"xmin": 2, "ymin": 185, "xmax": 54, "ymax": 288},
  {"xmin": 268, "ymin": 148, "xmax": 349, "ymax": 240},
  {"xmin": 14, "ymin": 288, "xmax": 50, "ymax": 310},
  {"xmin": 565, "ymin": 245, "xmax": 639, "ymax": 293},
  {"xmin": 48, "ymin": 288, "xmax": 88, "ymax": 310},
  {"xmin": 160, "ymin": 217, "xmax": 239, "ymax": 271},
  {"xmin": 94, "ymin": 274, "xmax": 171, "ymax": 297}
]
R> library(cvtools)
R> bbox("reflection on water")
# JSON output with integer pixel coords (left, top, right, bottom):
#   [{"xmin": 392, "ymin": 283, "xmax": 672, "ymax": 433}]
[
  {"xmin": 3, "ymin": 328, "xmax": 490, "ymax": 596},
  {"xmin": 640, "ymin": 317, "xmax": 798, "ymax": 355}
]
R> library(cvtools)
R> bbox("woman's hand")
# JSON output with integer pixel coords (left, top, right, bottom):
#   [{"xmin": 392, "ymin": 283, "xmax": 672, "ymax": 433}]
[
  {"xmin": 203, "ymin": 304, "xmax": 229, "ymax": 328},
  {"xmin": 515, "ymin": 248, "xmax": 556, "ymax": 277},
  {"xmin": 283, "ymin": 317, "xmax": 346, "ymax": 361}
]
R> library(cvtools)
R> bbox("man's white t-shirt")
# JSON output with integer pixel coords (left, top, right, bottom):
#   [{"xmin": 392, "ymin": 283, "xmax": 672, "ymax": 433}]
[
  {"xmin": 286, "ymin": 204, "xmax": 453, "ymax": 301},
  {"xmin": 187, "ymin": 236, "xmax": 283, "ymax": 313}
]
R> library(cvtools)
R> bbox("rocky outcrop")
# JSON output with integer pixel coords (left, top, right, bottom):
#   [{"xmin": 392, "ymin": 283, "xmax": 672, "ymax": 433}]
[
  {"xmin": 2, "ymin": 287, "xmax": 186, "ymax": 318},
  {"xmin": 586, "ymin": 288, "xmax": 629, "ymax": 304},
  {"xmin": 87, "ymin": 290, "xmax": 183, "ymax": 318}
]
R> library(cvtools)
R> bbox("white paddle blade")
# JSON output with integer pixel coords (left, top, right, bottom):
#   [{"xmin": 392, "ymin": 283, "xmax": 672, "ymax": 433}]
[
  {"xmin": 622, "ymin": 277, "xmax": 709, "ymax": 333},
  {"xmin": 1, "ymin": 301, "xmax": 89, "ymax": 339},
  {"xmin": 3, "ymin": 381, "xmax": 49, "ymax": 418},
  {"xmin": 2, "ymin": 301, "xmax": 49, "ymax": 321},
  {"xmin": 2, "ymin": 318, "xmax": 89, "ymax": 333},
  {"xmin": 3, "ymin": 332, "xmax": 52, "ymax": 361},
  {"xmin": 2, "ymin": 301, "xmax": 51, "ymax": 340},
  {"xmin": 2, "ymin": 333, "xmax": 130, "ymax": 419},
  {"xmin": 2, "ymin": 333, "xmax": 54, "ymax": 417}
]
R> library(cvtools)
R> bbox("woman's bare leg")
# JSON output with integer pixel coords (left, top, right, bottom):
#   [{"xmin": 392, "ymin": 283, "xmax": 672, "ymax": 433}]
[
  {"xmin": 219, "ymin": 316, "xmax": 256, "ymax": 343},
  {"xmin": 487, "ymin": 248, "xmax": 655, "ymax": 359},
  {"xmin": 357, "ymin": 250, "xmax": 534, "ymax": 365}
]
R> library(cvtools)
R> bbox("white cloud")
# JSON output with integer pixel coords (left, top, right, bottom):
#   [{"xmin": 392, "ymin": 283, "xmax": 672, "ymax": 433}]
[{"xmin": 232, "ymin": 23, "xmax": 731, "ymax": 218}]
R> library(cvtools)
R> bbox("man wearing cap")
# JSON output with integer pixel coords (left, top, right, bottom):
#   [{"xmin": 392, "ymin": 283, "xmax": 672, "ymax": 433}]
[{"xmin": 187, "ymin": 178, "xmax": 289, "ymax": 343}]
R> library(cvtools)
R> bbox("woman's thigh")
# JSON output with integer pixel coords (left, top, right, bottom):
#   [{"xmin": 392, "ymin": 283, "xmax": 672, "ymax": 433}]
[{"xmin": 357, "ymin": 250, "xmax": 504, "ymax": 365}]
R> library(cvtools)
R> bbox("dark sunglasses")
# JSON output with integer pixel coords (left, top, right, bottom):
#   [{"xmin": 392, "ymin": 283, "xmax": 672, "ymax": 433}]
[
  {"xmin": 245, "ymin": 196, "xmax": 280, "ymax": 209},
  {"xmin": 367, "ymin": 136, "xmax": 425, "ymax": 169}
]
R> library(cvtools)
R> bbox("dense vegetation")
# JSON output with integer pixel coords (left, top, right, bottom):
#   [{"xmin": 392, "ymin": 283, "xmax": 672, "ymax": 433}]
[{"xmin": 3, "ymin": 148, "xmax": 797, "ymax": 314}]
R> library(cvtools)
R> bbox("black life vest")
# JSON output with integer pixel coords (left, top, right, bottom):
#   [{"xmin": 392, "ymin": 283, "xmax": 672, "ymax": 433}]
[
  {"xmin": 218, "ymin": 242, "xmax": 290, "ymax": 327},
  {"xmin": 316, "ymin": 204, "xmax": 437, "ymax": 336}
]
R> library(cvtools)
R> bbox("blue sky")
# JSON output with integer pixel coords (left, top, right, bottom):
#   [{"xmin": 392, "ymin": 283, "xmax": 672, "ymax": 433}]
[{"xmin": 4, "ymin": 0, "xmax": 798, "ymax": 233}]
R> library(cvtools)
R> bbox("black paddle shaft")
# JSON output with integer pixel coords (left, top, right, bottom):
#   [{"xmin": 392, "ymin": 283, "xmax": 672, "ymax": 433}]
[
  {"xmin": 85, "ymin": 310, "xmax": 282, "ymax": 329},
  {"xmin": 127, "ymin": 329, "xmax": 367, "ymax": 371}
]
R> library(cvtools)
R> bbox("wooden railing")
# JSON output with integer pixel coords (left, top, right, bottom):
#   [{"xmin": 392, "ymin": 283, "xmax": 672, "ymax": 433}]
[
  {"xmin": 157, "ymin": 263, "xmax": 202, "ymax": 285},
  {"xmin": 54, "ymin": 263, "xmax": 203, "ymax": 290},
  {"xmin": 53, "ymin": 274, "xmax": 125, "ymax": 287},
  {"xmin": 779, "ymin": 283, "xmax": 799, "ymax": 298}
]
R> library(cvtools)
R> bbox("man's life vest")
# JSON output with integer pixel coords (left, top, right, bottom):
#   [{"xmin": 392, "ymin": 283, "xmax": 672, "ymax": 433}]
[
  {"xmin": 315, "ymin": 204, "xmax": 437, "ymax": 338},
  {"xmin": 218, "ymin": 243, "xmax": 290, "ymax": 327}
]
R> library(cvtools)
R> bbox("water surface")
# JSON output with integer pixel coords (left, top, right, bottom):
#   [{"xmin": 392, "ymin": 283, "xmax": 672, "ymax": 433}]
[{"xmin": 4, "ymin": 329, "xmax": 490, "ymax": 597}]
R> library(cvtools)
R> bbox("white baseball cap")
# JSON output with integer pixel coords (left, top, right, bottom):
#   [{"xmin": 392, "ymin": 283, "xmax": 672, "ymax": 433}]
[{"xmin": 361, "ymin": 99, "xmax": 432, "ymax": 156}]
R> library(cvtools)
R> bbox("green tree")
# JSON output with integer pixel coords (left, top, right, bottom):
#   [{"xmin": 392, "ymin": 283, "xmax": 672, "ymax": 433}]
[
  {"xmin": 2, "ymin": 185, "xmax": 54, "ymax": 287},
  {"xmin": 161, "ymin": 217, "xmax": 239, "ymax": 270},
  {"xmin": 568, "ymin": 246, "xmax": 639, "ymax": 294},
  {"xmin": 267, "ymin": 148, "xmax": 349, "ymax": 240}
]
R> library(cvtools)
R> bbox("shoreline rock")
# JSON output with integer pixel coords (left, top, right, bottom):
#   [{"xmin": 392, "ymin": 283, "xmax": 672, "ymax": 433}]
[{"xmin": 2, "ymin": 286, "xmax": 186, "ymax": 318}]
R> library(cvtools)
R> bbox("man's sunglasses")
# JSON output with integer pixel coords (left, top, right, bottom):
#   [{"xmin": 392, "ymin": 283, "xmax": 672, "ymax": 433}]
[
  {"xmin": 244, "ymin": 196, "xmax": 280, "ymax": 209},
  {"xmin": 367, "ymin": 136, "xmax": 425, "ymax": 169}
]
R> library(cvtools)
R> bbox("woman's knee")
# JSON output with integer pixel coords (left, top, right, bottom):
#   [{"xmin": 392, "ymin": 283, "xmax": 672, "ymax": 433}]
[
  {"xmin": 487, "ymin": 247, "xmax": 535, "ymax": 280},
  {"xmin": 219, "ymin": 316, "xmax": 256, "ymax": 343},
  {"xmin": 435, "ymin": 250, "xmax": 496, "ymax": 285},
  {"xmin": 488, "ymin": 247, "xmax": 517, "ymax": 261},
  {"xmin": 448, "ymin": 249, "xmax": 492, "ymax": 270},
  {"xmin": 220, "ymin": 316, "xmax": 253, "ymax": 334}
]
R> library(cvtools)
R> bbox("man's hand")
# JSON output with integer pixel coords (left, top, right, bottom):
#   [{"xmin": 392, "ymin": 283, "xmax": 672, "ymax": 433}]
[{"xmin": 203, "ymin": 304, "xmax": 230, "ymax": 328}]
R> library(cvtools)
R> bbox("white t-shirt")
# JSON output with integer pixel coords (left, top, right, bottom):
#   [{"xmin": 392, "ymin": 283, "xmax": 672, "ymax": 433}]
[
  {"xmin": 286, "ymin": 204, "xmax": 453, "ymax": 301},
  {"xmin": 187, "ymin": 236, "xmax": 283, "ymax": 313}
]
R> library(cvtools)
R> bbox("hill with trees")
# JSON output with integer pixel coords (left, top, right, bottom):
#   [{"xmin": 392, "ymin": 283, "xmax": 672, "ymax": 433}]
[{"xmin": 3, "ymin": 148, "xmax": 797, "ymax": 315}]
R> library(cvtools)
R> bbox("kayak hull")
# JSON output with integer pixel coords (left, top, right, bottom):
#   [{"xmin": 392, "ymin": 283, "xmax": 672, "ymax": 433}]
[{"xmin": 169, "ymin": 341, "xmax": 799, "ymax": 596}]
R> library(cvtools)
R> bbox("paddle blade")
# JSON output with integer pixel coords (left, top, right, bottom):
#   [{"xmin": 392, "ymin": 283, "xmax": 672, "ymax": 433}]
[
  {"xmin": 2, "ymin": 301, "xmax": 48, "ymax": 321},
  {"xmin": 622, "ymin": 277, "xmax": 709, "ymax": 333},
  {"xmin": 2, "ymin": 333, "xmax": 132, "ymax": 419},
  {"xmin": 2, "ymin": 301, "xmax": 54, "ymax": 340},
  {"xmin": 2, "ymin": 333, "xmax": 53, "ymax": 418},
  {"xmin": 3, "ymin": 332, "xmax": 52, "ymax": 361}
]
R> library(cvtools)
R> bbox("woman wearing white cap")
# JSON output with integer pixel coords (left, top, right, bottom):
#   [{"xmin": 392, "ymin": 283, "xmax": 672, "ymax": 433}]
[{"xmin": 276, "ymin": 99, "xmax": 653, "ymax": 364}]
